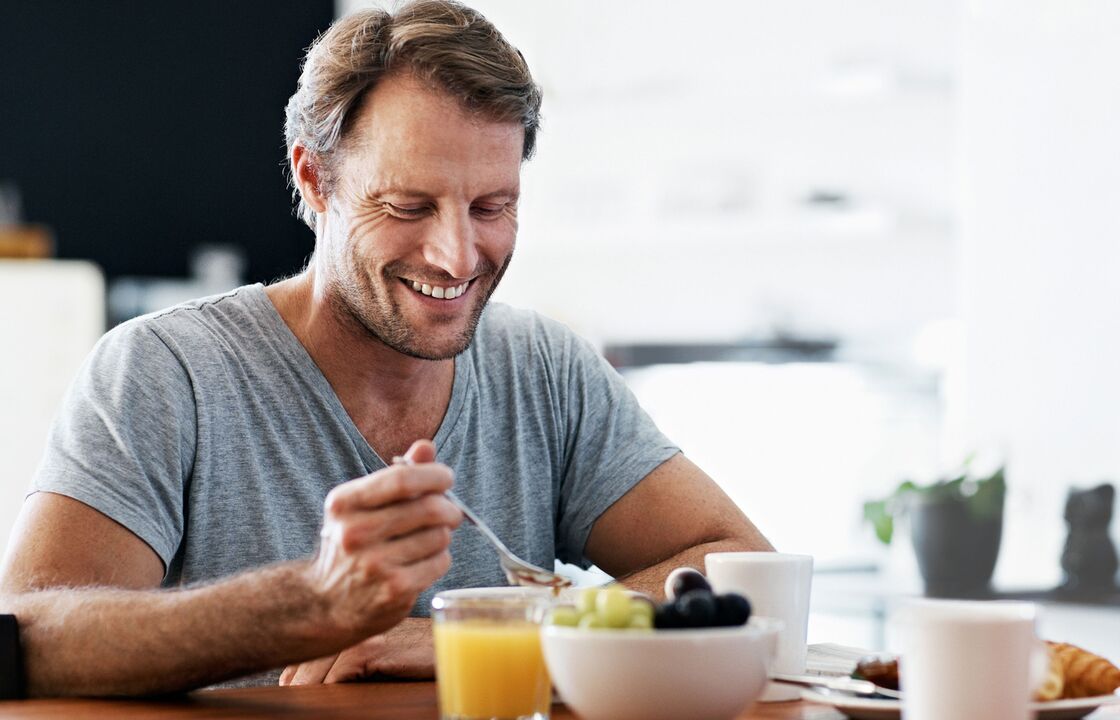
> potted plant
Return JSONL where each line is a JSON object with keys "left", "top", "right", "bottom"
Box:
{"left": 864, "top": 462, "right": 1006, "bottom": 597}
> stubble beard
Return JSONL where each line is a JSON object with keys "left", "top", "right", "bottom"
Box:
{"left": 328, "top": 247, "right": 513, "bottom": 361}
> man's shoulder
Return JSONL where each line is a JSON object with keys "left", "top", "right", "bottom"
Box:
{"left": 475, "top": 302, "right": 582, "bottom": 354}
{"left": 105, "top": 284, "right": 270, "bottom": 352}
{"left": 139, "top": 283, "right": 267, "bottom": 333}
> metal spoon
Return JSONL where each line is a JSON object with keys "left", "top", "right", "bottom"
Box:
{"left": 770, "top": 672, "right": 903, "bottom": 699}
{"left": 392, "top": 456, "right": 572, "bottom": 590}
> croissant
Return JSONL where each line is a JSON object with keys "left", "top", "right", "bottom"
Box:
{"left": 1033, "top": 645, "right": 1064, "bottom": 701}
{"left": 1047, "top": 641, "right": 1120, "bottom": 699}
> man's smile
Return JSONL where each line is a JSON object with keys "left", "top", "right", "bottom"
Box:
{"left": 400, "top": 277, "right": 472, "bottom": 300}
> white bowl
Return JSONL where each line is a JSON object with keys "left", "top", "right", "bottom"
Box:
{"left": 541, "top": 617, "right": 781, "bottom": 720}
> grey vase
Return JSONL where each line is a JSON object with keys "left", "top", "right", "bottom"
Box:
{"left": 909, "top": 495, "right": 1003, "bottom": 597}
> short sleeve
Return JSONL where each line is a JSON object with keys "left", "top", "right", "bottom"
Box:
{"left": 31, "top": 320, "right": 196, "bottom": 572}
{"left": 555, "top": 333, "right": 679, "bottom": 566}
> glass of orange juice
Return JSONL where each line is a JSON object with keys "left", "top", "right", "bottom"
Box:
{"left": 432, "top": 587, "right": 553, "bottom": 720}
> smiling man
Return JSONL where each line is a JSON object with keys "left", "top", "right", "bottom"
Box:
{"left": 0, "top": 0, "right": 771, "bottom": 696}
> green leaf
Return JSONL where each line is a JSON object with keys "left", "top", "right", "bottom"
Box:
{"left": 863, "top": 499, "right": 894, "bottom": 545}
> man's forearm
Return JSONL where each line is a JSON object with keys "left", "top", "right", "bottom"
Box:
{"left": 8, "top": 560, "right": 345, "bottom": 697}
{"left": 616, "top": 535, "right": 774, "bottom": 601}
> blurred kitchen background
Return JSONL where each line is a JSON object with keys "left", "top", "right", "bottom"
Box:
{"left": 2, "top": 0, "right": 1118, "bottom": 652}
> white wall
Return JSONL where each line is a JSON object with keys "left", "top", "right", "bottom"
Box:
{"left": 952, "top": 0, "right": 1120, "bottom": 587}
{"left": 0, "top": 261, "right": 104, "bottom": 557}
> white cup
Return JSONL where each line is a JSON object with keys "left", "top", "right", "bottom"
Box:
{"left": 705, "top": 552, "right": 813, "bottom": 702}
{"left": 893, "top": 600, "right": 1040, "bottom": 720}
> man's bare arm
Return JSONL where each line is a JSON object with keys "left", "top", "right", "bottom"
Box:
{"left": 0, "top": 492, "right": 166, "bottom": 594}
{"left": 0, "top": 442, "right": 461, "bottom": 697}
{"left": 583, "top": 453, "right": 774, "bottom": 599}
{"left": 6, "top": 562, "right": 338, "bottom": 696}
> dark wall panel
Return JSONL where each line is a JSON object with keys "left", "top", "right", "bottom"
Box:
{"left": 0, "top": 1, "right": 335, "bottom": 282}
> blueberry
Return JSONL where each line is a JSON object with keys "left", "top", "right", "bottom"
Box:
{"left": 654, "top": 602, "right": 685, "bottom": 630}
{"left": 676, "top": 589, "right": 719, "bottom": 627}
{"left": 665, "top": 567, "right": 712, "bottom": 600}
{"left": 713, "top": 593, "right": 752, "bottom": 627}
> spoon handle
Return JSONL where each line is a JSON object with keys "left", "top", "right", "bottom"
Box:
{"left": 443, "top": 489, "right": 514, "bottom": 554}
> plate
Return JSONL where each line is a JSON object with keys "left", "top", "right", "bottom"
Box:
{"left": 802, "top": 687, "right": 1120, "bottom": 720}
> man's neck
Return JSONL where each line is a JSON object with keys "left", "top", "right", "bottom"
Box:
{"left": 264, "top": 273, "right": 455, "bottom": 458}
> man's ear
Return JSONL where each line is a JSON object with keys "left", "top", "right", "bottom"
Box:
{"left": 292, "top": 144, "right": 328, "bottom": 214}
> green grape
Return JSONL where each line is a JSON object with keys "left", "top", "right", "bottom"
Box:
{"left": 576, "top": 588, "right": 600, "bottom": 616}
{"left": 597, "top": 587, "right": 631, "bottom": 628}
{"left": 578, "top": 612, "right": 606, "bottom": 629}
{"left": 627, "top": 613, "right": 653, "bottom": 630}
{"left": 628, "top": 599, "right": 654, "bottom": 627}
{"left": 549, "top": 606, "right": 580, "bottom": 627}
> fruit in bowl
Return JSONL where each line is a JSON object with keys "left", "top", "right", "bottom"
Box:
{"left": 541, "top": 571, "right": 780, "bottom": 720}
{"left": 550, "top": 571, "right": 753, "bottom": 631}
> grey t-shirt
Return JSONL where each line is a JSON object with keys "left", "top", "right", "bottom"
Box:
{"left": 32, "top": 285, "right": 678, "bottom": 679}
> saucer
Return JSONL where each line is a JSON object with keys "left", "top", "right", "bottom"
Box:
{"left": 802, "top": 687, "right": 1120, "bottom": 720}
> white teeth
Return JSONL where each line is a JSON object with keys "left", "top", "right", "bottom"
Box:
{"left": 406, "top": 279, "right": 469, "bottom": 300}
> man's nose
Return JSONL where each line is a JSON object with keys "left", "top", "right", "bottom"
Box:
{"left": 422, "top": 209, "right": 479, "bottom": 280}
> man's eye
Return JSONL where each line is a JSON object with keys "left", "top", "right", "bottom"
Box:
{"left": 472, "top": 204, "right": 507, "bottom": 218}
{"left": 387, "top": 204, "right": 428, "bottom": 218}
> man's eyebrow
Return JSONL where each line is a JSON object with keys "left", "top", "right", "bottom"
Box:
{"left": 363, "top": 185, "right": 432, "bottom": 200}
{"left": 363, "top": 186, "right": 520, "bottom": 201}
{"left": 477, "top": 187, "right": 520, "bottom": 200}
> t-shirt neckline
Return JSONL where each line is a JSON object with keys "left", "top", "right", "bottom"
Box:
{"left": 241, "top": 283, "right": 472, "bottom": 472}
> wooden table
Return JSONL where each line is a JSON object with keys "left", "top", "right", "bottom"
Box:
{"left": 3, "top": 683, "right": 1118, "bottom": 719}
{"left": 0, "top": 682, "right": 846, "bottom": 719}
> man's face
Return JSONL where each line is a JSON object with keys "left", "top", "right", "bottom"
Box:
{"left": 318, "top": 72, "right": 523, "bottom": 360}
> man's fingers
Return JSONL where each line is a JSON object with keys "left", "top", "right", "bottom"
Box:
{"left": 339, "top": 495, "right": 461, "bottom": 551}
{"left": 323, "top": 647, "right": 375, "bottom": 684}
{"left": 401, "top": 544, "right": 454, "bottom": 588}
{"left": 370, "top": 526, "right": 452, "bottom": 568}
{"left": 403, "top": 439, "right": 437, "bottom": 465}
{"left": 282, "top": 654, "right": 339, "bottom": 686}
{"left": 325, "top": 463, "right": 453, "bottom": 516}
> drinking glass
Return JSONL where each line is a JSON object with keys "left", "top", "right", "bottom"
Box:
{"left": 432, "top": 587, "right": 553, "bottom": 720}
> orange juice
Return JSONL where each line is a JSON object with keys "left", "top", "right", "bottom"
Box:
{"left": 434, "top": 619, "right": 551, "bottom": 719}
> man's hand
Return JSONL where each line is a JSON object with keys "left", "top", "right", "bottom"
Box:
{"left": 279, "top": 617, "right": 435, "bottom": 685}
{"left": 306, "top": 440, "right": 461, "bottom": 643}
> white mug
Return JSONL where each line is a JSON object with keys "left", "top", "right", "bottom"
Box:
{"left": 705, "top": 552, "right": 813, "bottom": 702}
{"left": 893, "top": 600, "right": 1040, "bottom": 720}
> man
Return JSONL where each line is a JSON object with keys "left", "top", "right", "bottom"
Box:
{"left": 0, "top": 0, "right": 771, "bottom": 696}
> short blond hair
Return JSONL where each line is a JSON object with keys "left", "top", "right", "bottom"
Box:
{"left": 284, "top": 0, "right": 543, "bottom": 228}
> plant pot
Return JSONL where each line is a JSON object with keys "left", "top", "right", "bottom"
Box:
{"left": 909, "top": 495, "right": 1003, "bottom": 598}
